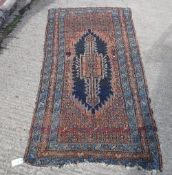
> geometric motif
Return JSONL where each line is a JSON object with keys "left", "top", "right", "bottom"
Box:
{"left": 73, "top": 29, "right": 113, "bottom": 113}
{"left": 24, "top": 8, "right": 162, "bottom": 171}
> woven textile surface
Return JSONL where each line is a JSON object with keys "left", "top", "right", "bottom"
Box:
{"left": 24, "top": 7, "right": 162, "bottom": 170}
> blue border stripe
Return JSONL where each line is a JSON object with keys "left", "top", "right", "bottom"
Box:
{"left": 49, "top": 11, "right": 66, "bottom": 146}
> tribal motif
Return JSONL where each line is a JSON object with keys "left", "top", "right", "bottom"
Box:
{"left": 25, "top": 8, "right": 162, "bottom": 171}
{"left": 72, "top": 30, "right": 113, "bottom": 113}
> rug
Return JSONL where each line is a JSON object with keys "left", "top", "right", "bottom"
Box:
{"left": 24, "top": 7, "right": 162, "bottom": 170}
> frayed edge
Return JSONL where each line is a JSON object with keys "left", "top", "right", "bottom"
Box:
{"left": 24, "top": 156, "right": 162, "bottom": 172}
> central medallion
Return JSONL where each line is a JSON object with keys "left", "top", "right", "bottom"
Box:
{"left": 80, "top": 33, "right": 103, "bottom": 107}
{"left": 72, "top": 30, "right": 113, "bottom": 114}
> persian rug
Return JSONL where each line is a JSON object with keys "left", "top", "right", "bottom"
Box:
{"left": 24, "top": 7, "right": 162, "bottom": 170}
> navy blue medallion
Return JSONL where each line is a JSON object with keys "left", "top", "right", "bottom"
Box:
{"left": 72, "top": 30, "right": 113, "bottom": 113}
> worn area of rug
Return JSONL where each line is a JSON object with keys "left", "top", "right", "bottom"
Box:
{"left": 24, "top": 7, "right": 162, "bottom": 170}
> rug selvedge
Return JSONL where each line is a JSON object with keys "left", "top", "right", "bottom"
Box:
{"left": 24, "top": 7, "right": 162, "bottom": 171}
